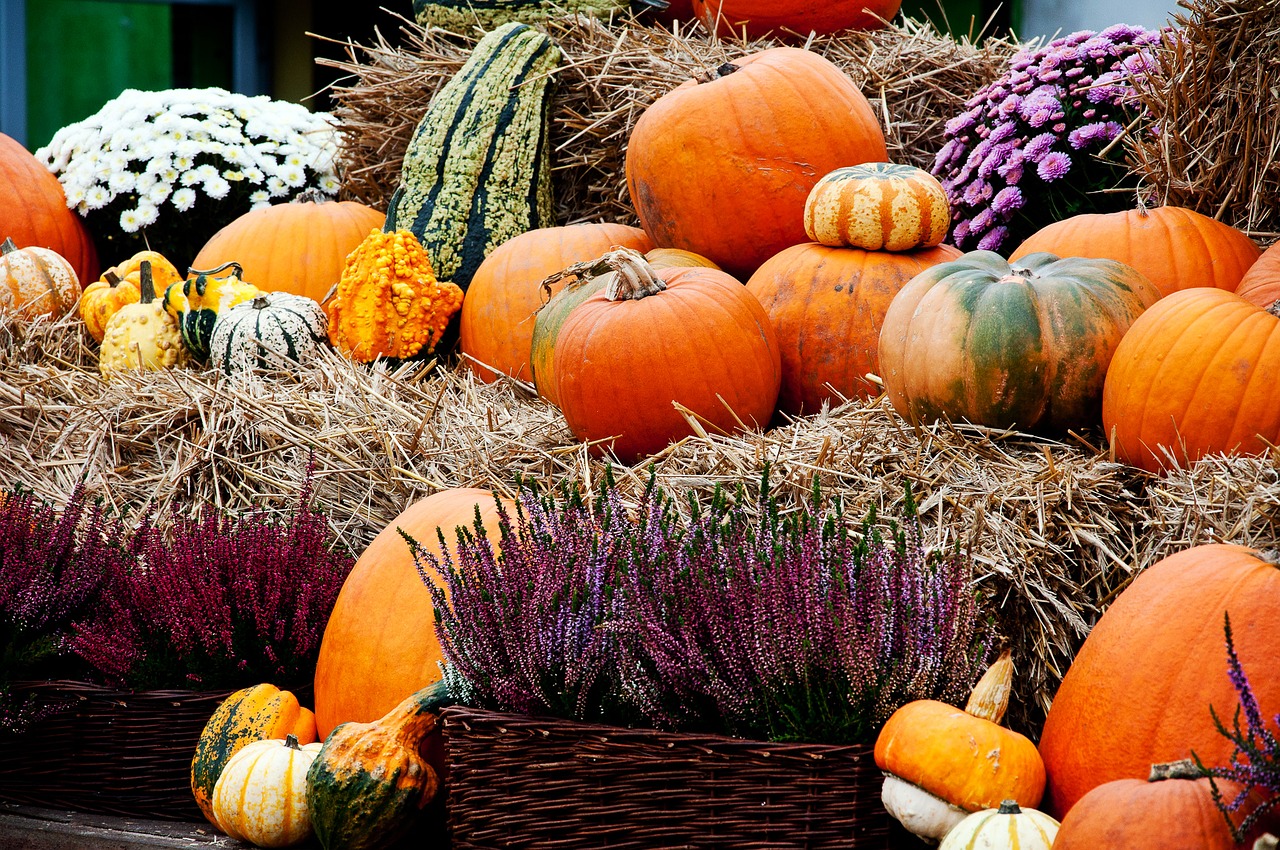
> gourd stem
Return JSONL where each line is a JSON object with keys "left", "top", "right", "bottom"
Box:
{"left": 538, "top": 247, "right": 666, "bottom": 305}
{"left": 964, "top": 648, "right": 1013, "bottom": 724}
{"left": 105, "top": 271, "right": 122, "bottom": 286}
{"left": 138, "top": 261, "right": 156, "bottom": 304}
{"left": 1, "top": 238, "right": 16, "bottom": 255}
{"left": 284, "top": 734, "right": 300, "bottom": 751}
{"left": 1149, "top": 759, "right": 1205, "bottom": 782}
{"left": 997, "top": 800, "right": 1022, "bottom": 815}
{"left": 1267, "top": 300, "right": 1280, "bottom": 319}
{"left": 250, "top": 295, "right": 271, "bottom": 310}
{"left": 188, "top": 261, "right": 244, "bottom": 280}
{"left": 700, "top": 62, "right": 740, "bottom": 83}
{"left": 297, "top": 187, "right": 330, "bottom": 204}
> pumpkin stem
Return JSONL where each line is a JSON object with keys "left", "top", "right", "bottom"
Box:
{"left": 138, "top": 261, "right": 156, "bottom": 304}
{"left": 1149, "top": 759, "right": 1205, "bottom": 782}
{"left": 105, "top": 270, "right": 123, "bottom": 287}
{"left": 0, "top": 238, "right": 16, "bottom": 255}
{"left": 250, "top": 295, "right": 271, "bottom": 310}
{"left": 297, "top": 186, "right": 331, "bottom": 204}
{"left": 538, "top": 246, "right": 666, "bottom": 306}
{"left": 964, "top": 648, "right": 1013, "bottom": 724}
{"left": 284, "top": 733, "right": 301, "bottom": 751}
{"left": 699, "top": 62, "right": 740, "bottom": 83}
{"left": 997, "top": 800, "right": 1022, "bottom": 815}
{"left": 1267, "top": 301, "right": 1280, "bottom": 319}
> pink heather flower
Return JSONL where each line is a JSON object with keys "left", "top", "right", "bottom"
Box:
{"left": 977, "top": 226, "right": 1009, "bottom": 252}
{"left": 992, "top": 186, "right": 1025, "bottom": 216}
{"left": 1037, "top": 151, "right": 1073, "bottom": 181}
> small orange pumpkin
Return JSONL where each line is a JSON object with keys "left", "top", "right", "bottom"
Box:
{"left": 804, "top": 163, "right": 950, "bottom": 252}
{"left": 80, "top": 250, "right": 183, "bottom": 342}
{"left": 0, "top": 237, "right": 81, "bottom": 320}
{"left": 1236, "top": 241, "right": 1280, "bottom": 308}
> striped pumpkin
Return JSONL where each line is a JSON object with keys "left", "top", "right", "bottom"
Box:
{"left": 939, "top": 801, "right": 1059, "bottom": 850}
{"left": 804, "top": 163, "right": 950, "bottom": 252}
{"left": 413, "top": 0, "right": 627, "bottom": 28}
{"left": 209, "top": 292, "right": 328, "bottom": 376}
{"left": 0, "top": 237, "right": 80, "bottom": 320}
{"left": 212, "top": 734, "right": 322, "bottom": 847}
{"left": 385, "top": 22, "right": 560, "bottom": 294}
{"left": 163, "top": 262, "right": 262, "bottom": 362}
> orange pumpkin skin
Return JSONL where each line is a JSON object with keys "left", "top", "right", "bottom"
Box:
{"left": 875, "top": 699, "right": 1046, "bottom": 813}
{"left": 1010, "top": 206, "right": 1260, "bottom": 299}
{"left": 691, "top": 0, "right": 902, "bottom": 39}
{"left": 1101, "top": 288, "right": 1280, "bottom": 472}
{"left": 803, "top": 163, "right": 950, "bottom": 252}
{"left": 1038, "top": 544, "right": 1280, "bottom": 819}
{"left": 1236, "top": 241, "right": 1280, "bottom": 307}
{"left": 551, "top": 254, "right": 781, "bottom": 463}
{"left": 459, "top": 224, "right": 654, "bottom": 384}
{"left": 313, "top": 489, "right": 513, "bottom": 751}
{"left": 0, "top": 239, "right": 81, "bottom": 320}
{"left": 644, "top": 247, "right": 720, "bottom": 271}
{"left": 0, "top": 132, "right": 98, "bottom": 283}
{"left": 625, "top": 48, "right": 887, "bottom": 281}
{"left": 192, "top": 200, "right": 384, "bottom": 303}
{"left": 747, "top": 242, "right": 960, "bottom": 415}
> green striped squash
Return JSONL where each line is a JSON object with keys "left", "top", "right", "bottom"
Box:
{"left": 163, "top": 262, "right": 261, "bottom": 362}
{"left": 386, "top": 22, "right": 560, "bottom": 295}
{"left": 209, "top": 292, "right": 328, "bottom": 375}
{"left": 413, "top": 0, "right": 629, "bottom": 29}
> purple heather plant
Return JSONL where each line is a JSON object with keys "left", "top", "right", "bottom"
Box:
{"left": 933, "top": 24, "right": 1163, "bottom": 254}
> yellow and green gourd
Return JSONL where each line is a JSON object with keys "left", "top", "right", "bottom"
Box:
{"left": 163, "top": 261, "right": 262, "bottom": 362}
{"left": 385, "top": 21, "right": 560, "bottom": 296}
{"left": 99, "top": 261, "right": 189, "bottom": 376}
{"left": 413, "top": 0, "right": 630, "bottom": 29}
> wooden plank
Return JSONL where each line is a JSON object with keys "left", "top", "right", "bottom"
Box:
{"left": 0, "top": 804, "right": 245, "bottom": 850}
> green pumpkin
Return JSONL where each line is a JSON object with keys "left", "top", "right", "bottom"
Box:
{"left": 385, "top": 22, "right": 560, "bottom": 295}
{"left": 413, "top": 0, "right": 633, "bottom": 29}
{"left": 163, "top": 261, "right": 262, "bottom": 362}
{"left": 877, "top": 250, "right": 1162, "bottom": 435}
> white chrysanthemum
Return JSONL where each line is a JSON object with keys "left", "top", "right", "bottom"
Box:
{"left": 84, "top": 186, "right": 111, "bottom": 210}
{"left": 108, "top": 170, "right": 135, "bottom": 194}
{"left": 134, "top": 203, "right": 159, "bottom": 227}
{"left": 266, "top": 176, "right": 288, "bottom": 197}
{"left": 243, "top": 167, "right": 265, "bottom": 184}
{"left": 65, "top": 185, "right": 86, "bottom": 207}
{"left": 135, "top": 172, "right": 158, "bottom": 194}
{"left": 119, "top": 208, "right": 142, "bottom": 233}
{"left": 318, "top": 175, "right": 340, "bottom": 194}
{"left": 204, "top": 177, "right": 231, "bottom": 199}
{"left": 160, "top": 166, "right": 180, "bottom": 185}
{"left": 147, "top": 183, "right": 171, "bottom": 206}
{"left": 171, "top": 187, "right": 197, "bottom": 211}
{"left": 173, "top": 153, "right": 195, "bottom": 171}
{"left": 180, "top": 170, "right": 202, "bottom": 186}
{"left": 145, "top": 156, "right": 172, "bottom": 175}
{"left": 279, "top": 165, "right": 305, "bottom": 188}
{"left": 194, "top": 164, "right": 220, "bottom": 181}
{"left": 222, "top": 147, "right": 246, "bottom": 164}
{"left": 249, "top": 189, "right": 270, "bottom": 205}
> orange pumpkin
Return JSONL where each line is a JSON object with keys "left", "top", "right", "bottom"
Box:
{"left": 313, "top": 489, "right": 514, "bottom": 756}
{"left": 0, "top": 238, "right": 81, "bottom": 320}
{"left": 644, "top": 247, "right": 720, "bottom": 271}
{"left": 0, "top": 132, "right": 98, "bottom": 283}
{"left": 1236, "top": 241, "right": 1280, "bottom": 307}
{"left": 1010, "top": 206, "right": 1261, "bottom": 299}
{"left": 625, "top": 47, "right": 887, "bottom": 281}
{"left": 691, "top": 0, "right": 902, "bottom": 39}
{"left": 1038, "top": 544, "right": 1280, "bottom": 818}
{"left": 549, "top": 248, "right": 781, "bottom": 462}
{"left": 1101, "top": 288, "right": 1280, "bottom": 472}
{"left": 746, "top": 242, "right": 960, "bottom": 415}
{"left": 803, "top": 163, "right": 950, "bottom": 252}
{"left": 192, "top": 197, "right": 384, "bottom": 303}
{"left": 458, "top": 223, "right": 653, "bottom": 383}
{"left": 80, "top": 250, "right": 183, "bottom": 342}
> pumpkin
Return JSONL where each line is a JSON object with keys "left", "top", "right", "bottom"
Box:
{"left": 938, "top": 800, "right": 1059, "bottom": 850}
{"left": 1053, "top": 760, "right": 1253, "bottom": 850}
{"left": 625, "top": 47, "right": 888, "bottom": 281}
{"left": 0, "top": 131, "right": 98, "bottom": 283}
{"left": 211, "top": 734, "right": 322, "bottom": 847}
{"left": 385, "top": 22, "right": 559, "bottom": 294}
{"left": 1009, "top": 206, "right": 1261, "bottom": 299}
{"left": 746, "top": 242, "right": 961, "bottom": 415}
{"left": 0, "top": 237, "right": 81, "bottom": 320}
{"left": 548, "top": 248, "right": 781, "bottom": 462}
{"left": 209, "top": 293, "right": 328, "bottom": 376}
{"left": 191, "top": 683, "right": 318, "bottom": 827}
{"left": 878, "top": 250, "right": 1160, "bottom": 435}
{"left": 804, "top": 163, "right": 950, "bottom": 252}
{"left": 413, "top": 0, "right": 629, "bottom": 28}
{"left": 644, "top": 247, "right": 720, "bottom": 270}
{"left": 80, "top": 251, "right": 183, "bottom": 342}
{"left": 1236, "top": 241, "right": 1280, "bottom": 308}
{"left": 1039, "top": 543, "right": 1280, "bottom": 818}
{"left": 459, "top": 223, "right": 654, "bottom": 383}
{"left": 163, "top": 261, "right": 263, "bottom": 362}
{"left": 1101, "top": 288, "right": 1280, "bottom": 472}
{"left": 313, "top": 489, "right": 514, "bottom": 756}
{"left": 306, "top": 683, "right": 446, "bottom": 850}
{"left": 690, "top": 0, "right": 902, "bottom": 39}
{"left": 325, "top": 229, "right": 463, "bottom": 363}
{"left": 99, "top": 261, "right": 189, "bottom": 375}
{"left": 875, "top": 651, "right": 1046, "bottom": 843}
{"left": 191, "top": 195, "right": 384, "bottom": 304}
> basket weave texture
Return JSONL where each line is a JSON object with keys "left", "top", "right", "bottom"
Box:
{"left": 442, "top": 704, "right": 894, "bottom": 849}
{"left": 0, "top": 681, "right": 234, "bottom": 821}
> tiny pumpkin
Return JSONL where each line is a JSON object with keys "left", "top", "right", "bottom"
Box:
{"left": 938, "top": 800, "right": 1059, "bottom": 850}
{"left": 80, "top": 250, "right": 183, "bottom": 342}
{"left": 163, "top": 261, "right": 263, "bottom": 362}
{"left": 209, "top": 293, "right": 328, "bottom": 376}
{"left": 211, "top": 733, "right": 322, "bottom": 847}
{"left": 99, "top": 261, "right": 189, "bottom": 376}
{"left": 803, "top": 163, "right": 950, "bottom": 252}
{"left": 0, "top": 237, "right": 81, "bottom": 320}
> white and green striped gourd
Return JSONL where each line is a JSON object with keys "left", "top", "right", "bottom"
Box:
{"left": 209, "top": 292, "right": 328, "bottom": 375}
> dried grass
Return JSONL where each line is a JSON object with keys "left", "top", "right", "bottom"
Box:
{"left": 317, "top": 12, "right": 1018, "bottom": 224}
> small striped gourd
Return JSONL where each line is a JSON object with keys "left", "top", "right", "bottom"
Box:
{"left": 804, "top": 163, "right": 950, "bottom": 252}
{"left": 212, "top": 734, "right": 322, "bottom": 847}
{"left": 413, "top": 0, "right": 628, "bottom": 29}
{"left": 385, "top": 22, "right": 560, "bottom": 294}
{"left": 938, "top": 801, "right": 1059, "bottom": 850}
{"left": 209, "top": 292, "right": 328, "bottom": 375}
{"left": 163, "top": 261, "right": 262, "bottom": 362}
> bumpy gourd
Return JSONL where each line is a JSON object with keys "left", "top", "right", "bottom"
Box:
{"left": 385, "top": 22, "right": 560, "bottom": 293}
{"left": 212, "top": 734, "right": 322, "bottom": 847}
{"left": 163, "top": 261, "right": 262, "bottom": 362}
{"left": 325, "top": 229, "right": 463, "bottom": 363}
{"left": 413, "top": 0, "right": 628, "bottom": 29}
{"left": 210, "top": 292, "right": 328, "bottom": 375}
{"left": 99, "top": 261, "right": 189, "bottom": 375}
{"left": 80, "top": 250, "right": 182, "bottom": 342}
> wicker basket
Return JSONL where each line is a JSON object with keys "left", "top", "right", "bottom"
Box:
{"left": 0, "top": 680, "right": 242, "bottom": 821}
{"left": 442, "top": 705, "right": 898, "bottom": 850}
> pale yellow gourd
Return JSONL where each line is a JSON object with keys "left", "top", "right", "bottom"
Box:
{"left": 211, "top": 734, "right": 321, "bottom": 848}
{"left": 939, "top": 800, "right": 1059, "bottom": 850}
{"left": 99, "top": 261, "right": 188, "bottom": 376}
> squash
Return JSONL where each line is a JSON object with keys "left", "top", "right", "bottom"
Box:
{"left": 878, "top": 250, "right": 1160, "bottom": 435}
{"left": 306, "top": 684, "right": 445, "bottom": 850}
{"left": 875, "top": 651, "right": 1046, "bottom": 843}
{"left": 80, "top": 251, "right": 182, "bottom": 342}
{"left": 1236, "top": 242, "right": 1280, "bottom": 307}
{"left": 211, "top": 734, "right": 322, "bottom": 847}
{"left": 99, "top": 261, "right": 189, "bottom": 375}
{"left": 691, "top": 0, "right": 902, "bottom": 39}
{"left": 0, "top": 131, "right": 98, "bottom": 283}
{"left": 625, "top": 47, "right": 888, "bottom": 281}
{"left": 938, "top": 800, "right": 1059, "bottom": 850}
{"left": 0, "top": 237, "right": 81, "bottom": 320}
{"left": 163, "top": 261, "right": 262, "bottom": 362}
{"left": 191, "top": 683, "right": 318, "bottom": 827}
{"left": 413, "top": 0, "right": 628, "bottom": 29}
{"left": 1038, "top": 543, "right": 1280, "bottom": 818}
{"left": 644, "top": 247, "right": 719, "bottom": 270}
{"left": 804, "top": 163, "right": 950, "bottom": 252}
{"left": 325, "top": 229, "right": 463, "bottom": 363}
{"left": 385, "top": 22, "right": 560, "bottom": 294}
{"left": 210, "top": 293, "right": 328, "bottom": 376}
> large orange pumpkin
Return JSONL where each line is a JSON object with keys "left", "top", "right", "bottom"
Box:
{"left": 691, "top": 0, "right": 902, "bottom": 39}
{"left": 0, "top": 132, "right": 98, "bottom": 283}
{"left": 458, "top": 223, "right": 653, "bottom": 383}
{"left": 191, "top": 197, "right": 384, "bottom": 303}
{"left": 1038, "top": 544, "right": 1280, "bottom": 819}
{"left": 1009, "top": 206, "right": 1260, "bottom": 299}
{"left": 1101, "top": 288, "right": 1280, "bottom": 472}
{"left": 1236, "top": 241, "right": 1280, "bottom": 308}
{"left": 550, "top": 248, "right": 780, "bottom": 463}
{"left": 313, "top": 489, "right": 514, "bottom": 748}
{"left": 625, "top": 47, "right": 887, "bottom": 281}
{"left": 746, "top": 242, "right": 960, "bottom": 415}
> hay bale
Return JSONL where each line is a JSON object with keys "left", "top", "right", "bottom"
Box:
{"left": 1128, "top": 0, "right": 1280, "bottom": 242}
{"left": 318, "top": 12, "right": 1018, "bottom": 224}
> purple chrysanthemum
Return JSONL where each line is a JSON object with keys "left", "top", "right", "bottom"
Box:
{"left": 992, "top": 186, "right": 1025, "bottom": 216}
{"left": 1037, "top": 151, "right": 1073, "bottom": 181}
